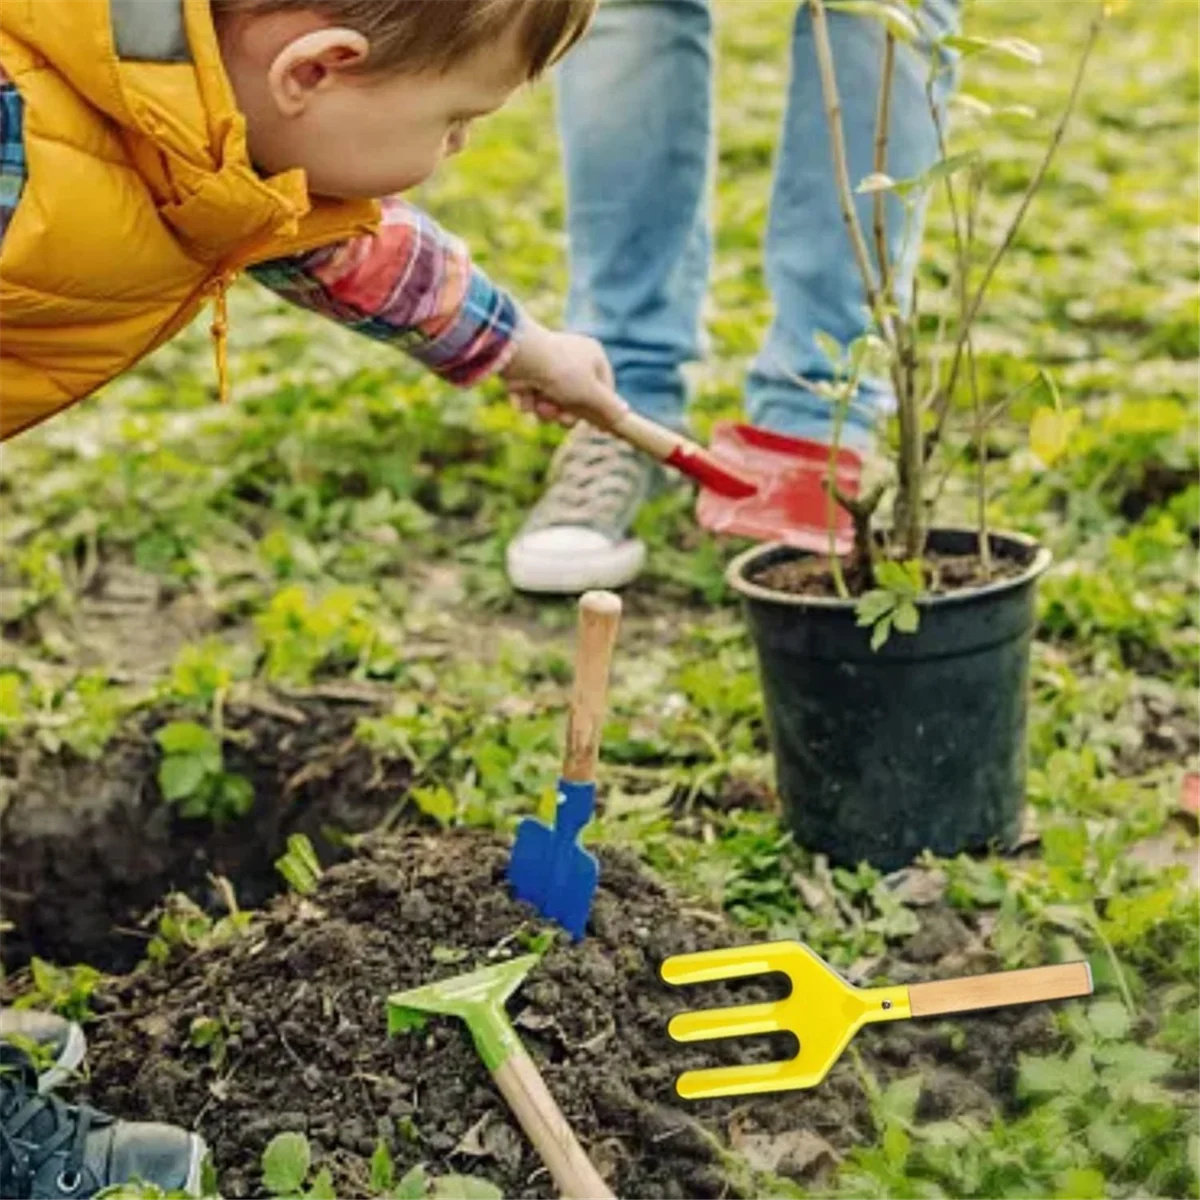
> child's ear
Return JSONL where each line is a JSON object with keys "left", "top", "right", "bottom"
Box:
{"left": 267, "top": 28, "right": 369, "bottom": 117}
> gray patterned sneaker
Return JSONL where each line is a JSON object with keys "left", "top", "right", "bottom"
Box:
{"left": 0, "top": 1040, "right": 208, "bottom": 1199}
{"left": 0, "top": 1011, "right": 86, "bottom": 1095}
{"left": 506, "top": 425, "right": 660, "bottom": 594}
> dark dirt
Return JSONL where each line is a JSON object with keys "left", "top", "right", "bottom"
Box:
{"left": 750, "top": 549, "right": 1027, "bottom": 600}
{"left": 56, "top": 830, "right": 1060, "bottom": 1199}
{"left": 0, "top": 696, "right": 409, "bottom": 973}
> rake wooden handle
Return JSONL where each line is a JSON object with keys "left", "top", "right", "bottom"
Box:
{"left": 562, "top": 591, "right": 622, "bottom": 784}
{"left": 908, "top": 962, "right": 1093, "bottom": 1018}
{"left": 493, "top": 1051, "right": 613, "bottom": 1199}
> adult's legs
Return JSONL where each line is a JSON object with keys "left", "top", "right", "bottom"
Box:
{"left": 556, "top": 0, "right": 714, "bottom": 432}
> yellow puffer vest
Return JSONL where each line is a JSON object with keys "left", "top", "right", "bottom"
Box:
{"left": 0, "top": 0, "right": 380, "bottom": 440}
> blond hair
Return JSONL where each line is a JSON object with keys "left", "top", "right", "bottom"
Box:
{"left": 212, "top": 0, "right": 596, "bottom": 78}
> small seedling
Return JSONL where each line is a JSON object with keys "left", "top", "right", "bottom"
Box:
{"left": 274, "top": 833, "right": 322, "bottom": 895}
{"left": 155, "top": 720, "right": 253, "bottom": 823}
{"left": 14, "top": 959, "right": 101, "bottom": 1022}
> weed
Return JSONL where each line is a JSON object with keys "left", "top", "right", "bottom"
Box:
{"left": 155, "top": 720, "right": 254, "bottom": 823}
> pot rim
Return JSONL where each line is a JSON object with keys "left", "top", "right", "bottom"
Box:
{"left": 727, "top": 526, "right": 1053, "bottom": 610}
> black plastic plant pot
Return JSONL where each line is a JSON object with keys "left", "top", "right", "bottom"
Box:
{"left": 728, "top": 528, "right": 1052, "bottom": 872}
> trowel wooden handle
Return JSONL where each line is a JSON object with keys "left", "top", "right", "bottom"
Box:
{"left": 562, "top": 591, "right": 622, "bottom": 784}
{"left": 493, "top": 1051, "right": 613, "bottom": 1199}
{"left": 909, "top": 961, "right": 1093, "bottom": 1018}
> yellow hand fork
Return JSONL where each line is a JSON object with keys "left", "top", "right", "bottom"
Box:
{"left": 662, "top": 940, "right": 1093, "bottom": 1099}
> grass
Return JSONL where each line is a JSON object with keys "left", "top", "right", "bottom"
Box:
{"left": 1, "top": 1, "right": 1197, "bottom": 1197}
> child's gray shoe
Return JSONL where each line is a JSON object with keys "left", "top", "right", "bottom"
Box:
{"left": 0, "top": 1040, "right": 208, "bottom": 1199}
{"left": 507, "top": 425, "right": 659, "bottom": 594}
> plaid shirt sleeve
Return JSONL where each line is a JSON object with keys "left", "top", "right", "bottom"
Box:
{"left": 249, "top": 196, "right": 523, "bottom": 386}
{"left": 0, "top": 80, "right": 28, "bottom": 245}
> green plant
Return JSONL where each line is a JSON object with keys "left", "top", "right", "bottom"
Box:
{"left": 808, "top": 0, "right": 1106, "bottom": 592}
{"left": 188, "top": 1015, "right": 236, "bottom": 1071}
{"left": 155, "top": 720, "right": 253, "bottom": 822}
{"left": 855, "top": 559, "right": 923, "bottom": 649}
{"left": 145, "top": 889, "right": 250, "bottom": 964}
{"left": 274, "top": 833, "right": 322, "bottom": 895}
{"left": 260, "top": 1135, "right": 501, "bottom": 1200}
{"left": 12, "top": 959, "right": 101, "bottom": 1021}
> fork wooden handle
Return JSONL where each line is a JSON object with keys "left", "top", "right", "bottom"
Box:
{"left": 493, "top": 1051, "right": 613, "bottom": 1199}
{"left": 908, "top": 961, "right": 1093, "bottom": 1018}
{"left": 562, "top": 591, "right": 622, "bottom": 784}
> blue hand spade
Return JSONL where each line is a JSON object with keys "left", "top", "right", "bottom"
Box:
{"left": 507, "top": 591, "right": 622, "bottom": 940}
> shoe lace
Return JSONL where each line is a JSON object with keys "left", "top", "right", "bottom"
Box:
{"left": 530, "top": 427, "right": 652, "bottom": 532}
{"left": 1, "top": 1064, "right": 96, "bottom": 1198}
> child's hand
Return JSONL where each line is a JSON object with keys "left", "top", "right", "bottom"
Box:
{"left": 501, "top": 319, "right": 629, "bottom": 430}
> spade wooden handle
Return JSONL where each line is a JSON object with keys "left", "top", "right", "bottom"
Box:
{"left": 608, "top": 409, "right": 681, "bottom": 461}
{"left": 562, "top": 591, "right": 622, "bottom": 784}
{"left": 493, "top": 1051, "right": 613, "bottom": 1199}
{"left": 908, "top": 962, "right": 1093, "bottom": 1018}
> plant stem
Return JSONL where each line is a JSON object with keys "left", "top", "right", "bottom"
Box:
{"left": 872, "top": 32, "right": 896, "bottom": 305}
{"left": 826, "top": 390, "right": 852, "bottom": 600}
{"left": 939, "top": 6, "right": 1106, "bottom": 418}
{"left": 832, "top": 481, "right": 887, "bottom": 581}
{"left": 809, "top": 0, "right": 891, "bottom": 342}
{"left": 967, "top": 331, "right": 991, "bottom": 575}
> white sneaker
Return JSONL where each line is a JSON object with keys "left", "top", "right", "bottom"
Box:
{"left": 506, "top": 426, "right": 658, "bottom": 595}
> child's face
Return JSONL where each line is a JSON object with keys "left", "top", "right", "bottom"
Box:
{"left": 219, "top": 11, "right": 529, "bottom": 199}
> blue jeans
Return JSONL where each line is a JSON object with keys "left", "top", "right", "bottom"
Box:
{"left": 557, "top": 0, "right": 962, "bottom": 447}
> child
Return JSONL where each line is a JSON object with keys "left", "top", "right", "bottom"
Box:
{"left": 0, "top": 1, "right": 611, "bottom": 1196}
{"left": 0, "top": 0, "right": 623, "bottom": 440}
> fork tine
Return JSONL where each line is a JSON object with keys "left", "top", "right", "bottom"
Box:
{"left": 661, "top": 942, "right": 795, "bottom": 987}
{"left": 674, "top": 1058, "right": 825, "bottom": 1101}
{"left": 667, "top": 1001, "right": 785, "bottom": 1043}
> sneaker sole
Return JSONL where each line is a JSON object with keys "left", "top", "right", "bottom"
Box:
{"left": 38, "top": 1020, "right": 87, "bottom": 1094}
{"left": 506, "top": 539, "right": 646, "bottom": 595}
{"left": 183, "top": 1133, "right": 210, "bottom": 1197}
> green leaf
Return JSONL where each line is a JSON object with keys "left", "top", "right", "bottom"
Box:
{"left": 952, "top": 93, "right": 993, "bottom": 118}
{"left": 1055, "top": 1167, "right": 1107, "bottom": 1200}
{"left": 430, "top": 1177, "right": 503, "bottom": 1200}
{"left": 942, "top": 34, "right": 1043, "bottom": 64}
{"left": 1030, "top": 407, "right": 1082, "bottom": 466}
{"left": 814, "top": 329, "right": 846, "bottom": 367}
{"left": 827, "top": 0, "right": 919, "bottom": 42}
{"left": 387, "top": 1005, "right": 428, "bottom": 1037}
{"left": 262, "top": 1132, "right": 310, "bottom": 1197}
{"left": 919, "top": 150, "right": 981, "bottom": 190}
{"left": 155, "top": 721, "right": 218, "bottom": 758}
{"left": 370, "top": 1142, "right": 395, "bottom": 1195}
{"left": 1087, "top": 999, "right": 1131, "bottom": 1041}
{"left": 159, "top": 755, "right": 209, "bottom": 802}
{"left": 1096, "top": 1043, "right": 1175, "bottom": 1087}
{"left": 410, "top": 785, "right": 455, "bottom": 827}
{"left": 393, "top": 1166, "right": 428, "bottom": 1200}
{"left": 875, "top": 558, "right": 924, "bottom": 595}
{"left": 870, "top": 615, "right": 892, "bottom": 652}
{"left": 892, "top": 600, "right": 920, "bottom": 635}
{"left": 307, "top": 1168, "right": 336, "bottom": 1200}
{"left": 431, "top": 945, "right": 469, "bottom": 965}
{"left": 1086, "top": 1119, "right": 1136, "bottom": 1162}
{"left": 855, "top": 590, "right": 895, "bottom": 626}
{"left": 275, "top": 834, "right": 322, "bottom": 895}
{"left": 882, "top": 1124, "right": 911, "bottom": 1167}
{"left": 880, "top": 1073, "right": 923, "bottom": 1126}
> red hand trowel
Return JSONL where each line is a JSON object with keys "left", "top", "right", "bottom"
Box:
{"left": 696, "top": 423, "right": 864, "bottom": 552}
